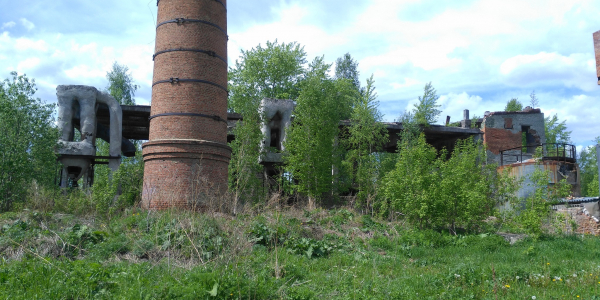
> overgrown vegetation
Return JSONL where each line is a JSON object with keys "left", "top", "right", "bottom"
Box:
{"left": 505, "top": 98, "right": 523, "bottom": 112}
{"left": 0, "top": 72, "right": 57, "bottom": 211}
{"left": 579, "top": 137, "right": 600, "bottom": 197}
{"left": 0, "top": 40, "right": 595, "bottom": 298}
{"left": 1, "top": 206, "right": 600, "bottom": 299}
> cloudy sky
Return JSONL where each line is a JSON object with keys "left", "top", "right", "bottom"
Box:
{"left": 1, "top": 0, "right": 599, "bottom": 149}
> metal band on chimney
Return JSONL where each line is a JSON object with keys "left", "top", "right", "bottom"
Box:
{"left": 156, "top": 18, "right": 227, "bottom": 36}
{"left": 149, "top": 112, "right": 227, "bottom": 123}
{"left": 152, "top": 77, "right": 228, "bottom": 93}
{"left": 157, "top": 0, "right": 226, "bottom": 10}
{"left": 152, "top": 48, "right": 227, "bottom": 63}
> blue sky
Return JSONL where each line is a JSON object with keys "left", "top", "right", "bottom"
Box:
{"left": 1, "top": 0, "right": 600, "bottom": 150}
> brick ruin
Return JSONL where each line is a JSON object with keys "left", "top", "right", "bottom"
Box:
{"left": 52, "top": 17, "right": 600, "bottom": 224}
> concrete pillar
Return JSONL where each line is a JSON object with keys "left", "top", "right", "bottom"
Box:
{"left": 142, "top": 0, "right": 231, "bottom": 209}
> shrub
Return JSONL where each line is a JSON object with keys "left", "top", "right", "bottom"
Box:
{"left": 379, "top": 135, "right": 505, "bottom": 233}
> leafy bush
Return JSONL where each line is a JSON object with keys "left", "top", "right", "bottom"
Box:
{"left": 285, "top": 237, "right": 332, "bottom": 258}
{"left": 514, "top": 166, "right": 571, "bottom": 236}
{"left": 64, "top": 224, "right": 107, "bottom": 256}
{"left": 248, "top": 220, "right": 286, "bottom": 248}
{"left": 379, "top": 135, "right": 505, "bottom": 232}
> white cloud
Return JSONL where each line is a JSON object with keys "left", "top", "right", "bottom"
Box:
{"left": 14, "top": 38, "right": 48, "bottom": 51}
{"left": 500, "top": 52, "right": 595, "bottom": 91}
{"left": 16, "top": 57, "right": 40, "bottom": 72}
{"left": 64, "top": 64, "right": 105, "bottom": 79}
{"left": 391, "top": 78, "right": 421, "bottom": 89}
{"left": 19, "top": 18, "right": 35, "bottom": 31}
{"left": 229, "top": 4, "right": 349, "bottom": 65}
{"left": 437, "top": 92, "right": 503, "bottom": 124}
{"left": 1, "top": 21, "right": 16, "bottom": 30}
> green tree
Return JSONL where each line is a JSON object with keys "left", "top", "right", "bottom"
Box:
{"left": 529, "top": 90, "right": 539, "bottom": 108}
{"left": 105, "top": 62, "right": 138, "bottom": 106}
{"left": 0, "top": 72, "right": 57, "bottom": 211}
{"left": 228, "top": 40, "right": 306, "bottom": 111}
{"left": 578, "top": 138, "right": 600, "bottom": 196}
{"left": 505, "top": 98, "right": 523, "bottom": 112}
{"left": 379, "top": 133, "right": 439, "bottom": 225}
{"left": 413, "top": 82, "right": 441, "bottom": 125}
{"left": 379, "top": 132, "right": 512, "bottom": 232}
{"left": 335, "top": 53, "right": 362, "bottom": 95}
{"left": 284, "top": 57, "right": 354, "bottom": 209}
{"left": 544, "top": 114, "right": 571, "bottom": 144}
{"left": 344, "top": 75, "right": 388, "bottom": 207}
{"left": 94, "top": 63, "right": 143, "bottom": 214}
{"left": 228, "top": 41, "right": 307, "bottom": 206}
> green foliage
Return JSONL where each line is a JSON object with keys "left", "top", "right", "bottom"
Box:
{"left": 380, "top": 135, "right": 509, "bottom": 232}
{"left": 64, "top": 224, "right": 107, "bottom": 256}
{"left": 105, "top": 62, "right": 138, "bottom": 105}
{"left": 344, "top": 75, "right": 388, "bottom": 207}
{"left": 249, "top": 220, "right": 286, "bottom": 247}
{"left": 413, "top": 82, "right": 441, "bottom": 125}
{"left": 379, "top": 133, "right": 438, "bottom": 225}
{"left": 436, "top": 139, "right": 499, "bottom": 233}
{"left": 228, "top": 40, "right": 307, "bottom": 109}
{"left": 3, "top": 204, "right": 600, "bottom": 299}
{"left": 0, "top": 72, "right": 58, "bottom": 211}
{"left": 285, "top": 237, "right": 332, "bottom": 258}
{"left": 516, "top": 167, "right": 571, "bottom": 237}
{"left": 587, "top": 173, "right": 599, "bottom": 197}
{"left": 92, "top": 158, "right": 144, "bottom": 218}
{"left": 578, "top": 138, "right": 599, "bottom": 196}
{"left": 544, "top": 114, "right": 571, "bottom": 144}
{"left": 227, "top": 40, "right": 307, "bottom": 205}
{"left": 91, "top": 63, "right": 144, "bottom": 216}
{"left": 334, "top": 52, "right": 362, "bottom": 94}
{"left": 284, "top": 57, "right": 355, "bottom": 205}
{"left": 505, "top": 98, "right": 523, "bottom": 112}
{"left": 529, "top": 90, "right": 539, "bottom": 108}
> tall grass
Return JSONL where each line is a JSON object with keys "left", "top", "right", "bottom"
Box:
{"left": 1, "top": 198, "right": 600, "bottom": 299}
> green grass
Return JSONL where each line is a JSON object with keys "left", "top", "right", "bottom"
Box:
{"left": 1, "top": 208, "right": 600, "bottom": 299}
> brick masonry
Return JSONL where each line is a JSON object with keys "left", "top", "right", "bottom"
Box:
{"left": 142, "top": 0, "right": 230, "bottom": 209}
{"left": 482, "top": 110, "right": 545, "bottom": 165}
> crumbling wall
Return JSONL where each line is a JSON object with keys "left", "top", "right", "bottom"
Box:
{"left": 56, "top": 85, "right": 122, "bottom": 187}
{"left": 482, "top": 109, "right": 545, "bottom": 165}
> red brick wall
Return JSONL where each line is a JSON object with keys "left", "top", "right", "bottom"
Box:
{"left": 142, "top": 0, "right": 230, "bottom": 209}
{"left": 483, "top": 127, "right": 522, "bottom": 155}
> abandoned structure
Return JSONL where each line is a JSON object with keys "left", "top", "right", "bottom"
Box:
{"left": 141, "top": 0, "right": 231, "bottom": 209}
{"left": 482, "top": 108, "right": 580, "bottom": 199}
{"left": 55, "top": 85, "right": 122, "bottom": 188}
{"left": 53, "top": 14, "right": 600, "bottom": 219}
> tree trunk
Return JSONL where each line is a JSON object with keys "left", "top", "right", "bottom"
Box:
{"left": 307, "top": 196, "right": 316, "bottom": 210}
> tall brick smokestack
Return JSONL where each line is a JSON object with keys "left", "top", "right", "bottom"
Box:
{"left": 142, "top": 0, "right": 230, "bottom": 209}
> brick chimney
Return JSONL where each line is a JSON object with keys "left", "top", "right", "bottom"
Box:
{"left": 142, "top": 0, "right": 230, "bottom": 209}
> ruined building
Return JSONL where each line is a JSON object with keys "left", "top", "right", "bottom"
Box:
{"left": 55, "top": 85, "right": 123, "bottom": 188}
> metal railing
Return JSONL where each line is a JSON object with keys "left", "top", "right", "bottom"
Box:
{"left": 499, "top": 143, "right": 576, "bottom": 166}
